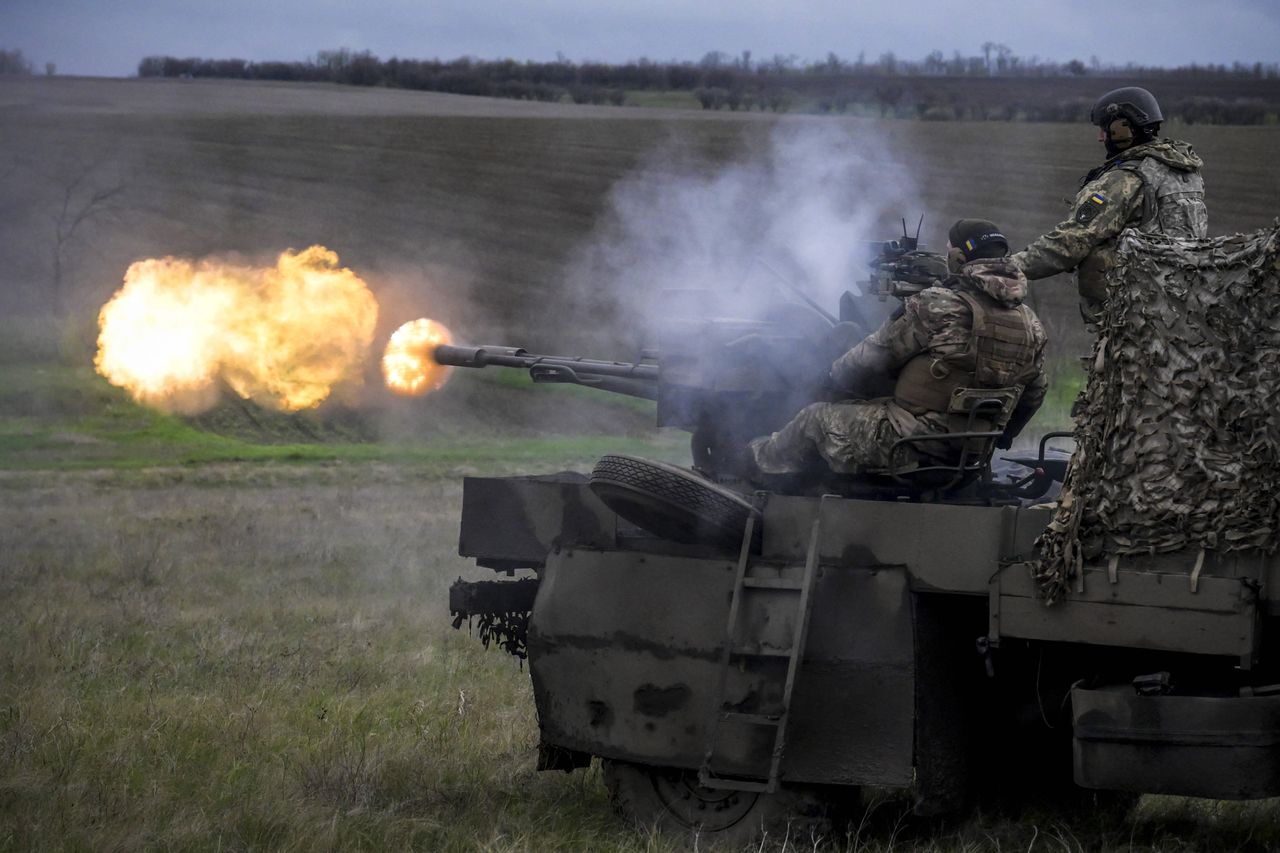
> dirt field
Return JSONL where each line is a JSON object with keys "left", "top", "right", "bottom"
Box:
{"left": 3, "top": 77, "right": 1280, "bottom": 851}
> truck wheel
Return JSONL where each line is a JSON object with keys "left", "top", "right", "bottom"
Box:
{"left": 589, "top": 455, "right": 757, "bottom": 550}
{"left": 602, "top": 760, "right": 833, "bottom": 846}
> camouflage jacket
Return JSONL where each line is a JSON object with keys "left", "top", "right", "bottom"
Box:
{"left": 1011, "top": 139, "right": 1206, "bottom": 313}
{"left": 831, "top": 258, "right": 1049, "bottom": 438}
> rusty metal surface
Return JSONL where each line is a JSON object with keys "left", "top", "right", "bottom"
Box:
{"left": 527, "top": 548, "right": 914, "bottom": 786}
{"left": 1073, "top": 684, "right": 1280, "bottom": 799}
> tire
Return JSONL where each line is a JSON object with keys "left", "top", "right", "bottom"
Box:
{"left": 602, "top": 760, "right": 835, "bottom": 847}
{"left": 589, "top": 455, "right": 757, "bottom": 550}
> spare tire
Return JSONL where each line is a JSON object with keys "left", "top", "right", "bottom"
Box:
{"left": 589, "top": 454, "right": 757, "bottom": 550}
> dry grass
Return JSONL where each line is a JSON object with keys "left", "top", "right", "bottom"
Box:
{"left": 0, "top": 463, "right": 635, "bottom": 851}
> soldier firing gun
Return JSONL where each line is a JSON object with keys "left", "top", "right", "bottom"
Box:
{"left": 747, "top": 218, "right": 1050, "bottom": 488}
{"left": 433, "top": 220, "right": 1058, "bottom": 500}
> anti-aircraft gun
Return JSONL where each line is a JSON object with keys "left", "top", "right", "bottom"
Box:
{"left": 433, "top": 299, "right": 859, "bottom": 484}
{"left": 437, "top": 224, "right": 1280, "bottom": 845}
{"left": 435, "top": 223, "right": 1045, "bottom": 495}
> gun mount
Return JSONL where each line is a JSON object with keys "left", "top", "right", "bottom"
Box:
{"left": 434, "top": 299, "right": 867, "bottom": 479}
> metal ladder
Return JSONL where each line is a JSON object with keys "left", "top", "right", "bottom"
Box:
{"left": 698, "top": 496, "right": 827, "bottom": 793}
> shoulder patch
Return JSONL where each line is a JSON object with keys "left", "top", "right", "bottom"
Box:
{"left": 1075, "top": 192, "right": 1107, "bottom": 225}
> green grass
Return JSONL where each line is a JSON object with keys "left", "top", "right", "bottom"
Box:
{"left": 1031, "top": 359, "right": 1086, "bottom": 436}
{"left": 0, "top": 462, "right": 663, "bottom": 852}
{"left": 0, "top": 362, "right": 683, "bottom": 472}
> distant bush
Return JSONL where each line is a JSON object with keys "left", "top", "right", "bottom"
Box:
{"left": 873, "top": 84, "right": 903, "bottom": 117}
{"left": 763, "top": 88, "right": 794, "bottom": 113}
{"left": 0, "top": 48, "right": 32, "bottom": 76}
{"left": 531, "top": 84, "right": 563, "bottom": 103}
{"left": 495, "top": 80, "right": 533, "bottom": 100}
{"left": 568, "top": 86, "right": 610, "bottom": 105}
{"left": 695, "top": 87, "right": 729, "bottom": 110}
{"left": 1018, "top": 97, "right": 1090, "bottom": 123}
{"left": 1171, "top": 96, "right": 1268, "bottom": 125}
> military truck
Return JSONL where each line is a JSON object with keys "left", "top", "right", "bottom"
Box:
{"left": 441, "top": 238, "right": 1280, "bottom": 844}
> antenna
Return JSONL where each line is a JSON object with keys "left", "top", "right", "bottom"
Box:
{"left": 900, "top": 215, "right": 923, "bottom": 252}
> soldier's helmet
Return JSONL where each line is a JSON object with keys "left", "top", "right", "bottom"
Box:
{"left": 1090, "top": 86, "right": 1163, "bottom": 129}
{"left": 948, "top": 219, "right": 1008, "bottom": 262}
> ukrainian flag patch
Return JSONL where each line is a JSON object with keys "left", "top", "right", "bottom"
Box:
{"left": 1076, "top": 192, "right": 1109, "bottom": 224}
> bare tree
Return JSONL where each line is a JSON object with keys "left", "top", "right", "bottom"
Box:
{"left": 994, "top": 44, "right": 1014, "bottom": 75}
{"left": 46, "top": 159, "right": 125, "bottom": 317}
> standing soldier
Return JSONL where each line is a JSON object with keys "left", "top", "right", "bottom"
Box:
{"left": 1012, "top": 87, "right": 1208, "bottom": 321}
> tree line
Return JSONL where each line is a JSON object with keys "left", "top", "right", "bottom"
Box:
{"left": 125, "top": 48, "right": 1280, "bottom": 124}
{"left": 0, "top": 48, "right": 55, "bottom": 76}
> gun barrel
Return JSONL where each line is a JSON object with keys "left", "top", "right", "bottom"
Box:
{"left": 433, "top": 344, "right": 529, "bottom": 370}
{"left": 433, "top": 344, "right": 659, "bottom": 399}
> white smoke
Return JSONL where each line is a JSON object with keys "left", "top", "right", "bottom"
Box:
{"left": 569, "top": 120, "right": 925, "bottom": 348}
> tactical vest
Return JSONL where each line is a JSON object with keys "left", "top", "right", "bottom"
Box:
{"left": 1117, "top": 157, "right": 1208, "bottom": 238}
{"left": 1078, "top": 156, "right": 1208, "bottom": 308}
{"left": 893, "top": 290, "right": 1038, "bottom": 420}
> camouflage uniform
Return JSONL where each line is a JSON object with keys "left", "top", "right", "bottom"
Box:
{"left": 750, "top": 259, "right": 1048, "bottom": 475}
{"left": 1011, "top": 138, "right": 1207, "bottom": 318}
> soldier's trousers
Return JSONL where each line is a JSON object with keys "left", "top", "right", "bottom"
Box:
{"left": 749, "top": 400, "right": 901, "bottom": 475}
{"left": 749, "top": 399, "right": 957, "bottom": 476}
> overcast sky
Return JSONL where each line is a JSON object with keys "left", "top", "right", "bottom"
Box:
{"left": 6, "top": 0, "right": 1279, "bottom": 78}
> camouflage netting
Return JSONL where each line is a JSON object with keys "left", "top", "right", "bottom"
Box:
{"left": 1033, "top": 221, "right": 1280, "bottom": 603}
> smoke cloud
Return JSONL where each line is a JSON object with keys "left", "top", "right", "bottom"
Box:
{"left": 569, "top": 121, "right": 924, "bottom": 349}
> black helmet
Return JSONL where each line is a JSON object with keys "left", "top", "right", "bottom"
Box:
{"left": 948, "top": 218, "right": 1008, "bottom": 262}
{"left": 1090, "top": 86, "right": 1163, "bottom": 129}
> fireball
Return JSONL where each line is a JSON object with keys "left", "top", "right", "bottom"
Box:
{"left": 95, "top": 246, "right": 379, "bottom": 413}
{"left": 382, "top": 318, "right": 454, "bottom": 396}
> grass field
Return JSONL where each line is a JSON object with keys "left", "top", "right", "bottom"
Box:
{"left": 4, "top": 372, "right": 1280, "bottom": 852}
{"left": 4, "top": 363, "right": 1280, "bottom": 852}
{"left": 2, "top": 77, "right": 1280, "bottom": 850}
